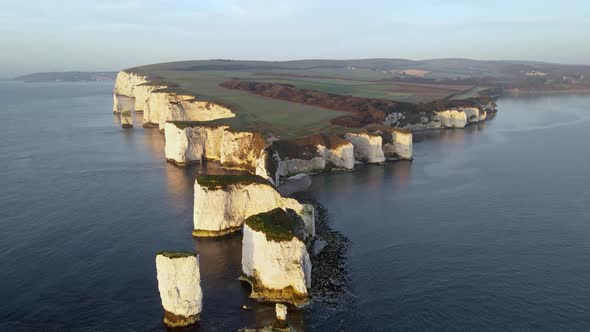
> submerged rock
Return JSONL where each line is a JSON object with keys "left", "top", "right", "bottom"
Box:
{"left": 241, "top": 208, "right": 312, "bottom": 306}
{"left": 193, "top": 174, "right": 314, "bottom": 237}
{"left": 155, "top": 251, "right": 202, "bottom": 328}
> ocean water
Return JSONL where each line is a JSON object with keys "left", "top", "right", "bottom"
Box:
{"left": 1, "top": 81, "right": 589, "bottom": 331}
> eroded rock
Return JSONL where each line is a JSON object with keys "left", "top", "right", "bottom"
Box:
{"left": 241, "top": 208, "right": 311, "bottom": 306}
{"left": 193, "top": 175, "right": 313, "bottom": 237}
{"left": 344, "top": 132, "right": 385, "bottom": 163}
{"left": 155, "top": 251, "right": 202, "bottom": 327}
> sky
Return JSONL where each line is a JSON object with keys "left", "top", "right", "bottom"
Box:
{"left": 1, "top": 0, "right": 589, "bottom": 77}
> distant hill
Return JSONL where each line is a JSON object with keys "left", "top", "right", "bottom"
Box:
{"left": 14, "top": 71, "right": 117, "bottom": 82}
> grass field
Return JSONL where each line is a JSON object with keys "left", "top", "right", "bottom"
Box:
{"left": 128, "top": 58, "right": 589, "bottom": 138}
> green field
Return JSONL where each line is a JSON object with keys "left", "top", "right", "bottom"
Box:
{"left": 129, "top": 58, "right": 588, "bottom": 138}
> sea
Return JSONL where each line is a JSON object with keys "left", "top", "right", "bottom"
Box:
{"left": 1, "top": 80, "right": 589, "bottom": 331}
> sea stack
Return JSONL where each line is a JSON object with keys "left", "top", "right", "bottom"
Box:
{"left": 344, "top": 132, "right": 386, "bottom": 163}
{"left": 241, "top": 208, "right": 312, "bottom": 306}
{"left": 155, "top": 251, "right": 202, "bottom": 327}
{"left": 276, "top": 303, "right": 287, "bottom": 321}
{"left": 379, "top": 128, "right": 413, "bottom": 160}
{"left": 438, "top": 109, "right": 467, "bottom": 128}
{"left": 193, "top": 174, "right": 313, "bottom": 237}
{"left": 121, "top": 110, "right": 133, "bottom": 128}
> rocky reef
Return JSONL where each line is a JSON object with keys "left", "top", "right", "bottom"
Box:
{"left": 193, "top": 174, "right": 314, "bottom": 237}
{"left": 155, "top": 251, "right": 202, "bottom": 327}
{"left": 241, "top": 208, "right": 312, "bottom": 306}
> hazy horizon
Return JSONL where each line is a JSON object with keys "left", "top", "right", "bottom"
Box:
{"left": 2, "top": 0, "right": 589, "bottom": 78}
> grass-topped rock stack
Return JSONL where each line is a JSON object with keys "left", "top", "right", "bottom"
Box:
{"left": 193, "top": 174, "right": 314, "bottom": 237}
{"left": 241, "top": 208, "right": 312, "bottom": 306}
{"left": 155, "top": 251, "right": 202, "bottom": 328}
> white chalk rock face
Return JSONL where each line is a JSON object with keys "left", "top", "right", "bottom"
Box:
{"left": 156, "top": 252, "right": 202, "bottom": 327}
{"left": 438, "top": 110, "right": 467, "bottom": 128}
{"left": 144, "top": 90, "right": 176, "bottom": 127}
{"left": 276, "top": 303, "right": 288, "bottom": 322}
{"left": 461, "top": 107, "right": 481, "bottom": 123}
{"left": 113, "top": 71, "right": 149, "bottom": 97}
{"left": 134, "top": 84, "right": 166, "bottom": 114}
{"left": 241, "top": 209, "right": 311, "bottom": 306}
{"left": 164, "top": 122, "right": 228, "bottom": 165}
{"left": 156, "top": 96, "right": 235, "bottom": 131}
{"left": 272, "top": 135, "right": 355, "bottom": 180}
{"left": 255, "top": 148, "right": 281, "bottom": 186}
{"left": 383, "top": 111, "right": 442, "bottom": 129}
{"left": 113, "top": 94, "right": 122, "bottom": 114}
{"left": 193, "top": 175, "right": 312, "bottom": 237}
{"left": 220, "top": 131, "right": 266, "bottom": 172}
{"left": 321, "top": 142, "right": 355, "bottom": 170}
{"left": 121, "top": 111, "right": 133, "bottom": 128}
{"left": 278, "top": 156, "right": 326, "bottom": 177}
{"left": 478, "top": 109, "right": 487, "bottom": 121}
{"left": 381, "top": 129, "right": 413, "bottom": 160}
{"left": 344, "top": 133, "right": 385, "bottom": 163}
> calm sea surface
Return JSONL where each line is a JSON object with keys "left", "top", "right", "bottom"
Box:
{"left": 1, "top": 81, "right": 589, "bottom": 331}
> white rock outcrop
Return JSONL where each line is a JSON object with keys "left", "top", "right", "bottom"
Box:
{"left": 344, "top": 132, "right": 385, "bottom": 163}
{"left": 156, "top": 252, "right": 202, "bottom": 327}
{"left": 461, "top": 107, "right": 481, "bottom": 123}
{"left": 383, "top": 111, "right": 442, "bottom": 129}
{"left": 276, "top": 303, "right": 288, "bottom": 322}
{"left": 321, "top": 141, "right": 355, "bottom": 170}
{"left": 193, "top": 175, "right": 314, "bottom": 237}
{"left": 381, "top": 129, "right": 413, "bottom": 160}
{"left": 255, "top": 148, "right": 281, "bottom": 186}
{"left": 220, "top": 130, "right": 267, "bottom": 172}
{"left": 134, "top": 84, "right": 166, "bottom": 114}
{"left": 113, "top": 94, "right": 122, "bottom": 114}
{"left": 153, "top": 95, "right": 235, "bottom": 131}
{"left": 241, "top": 209, "right": 311, "bottom": 306}
{"left": 121, "top": 111, "right": 133, "bottom": 128}
{"left": 273, "top": 135, "right": 355, "bottom": 178}
{"left": 278, "top": 156, "right": 326, "bottom": 177}
{"left": 164, "top": 122, "right": 228, "bottom": 165}
{"left": 438, "top": 109, "right": 467, "bottom": 128}
{"left": 113, "top": 71, "right": 149, "bottom": 97}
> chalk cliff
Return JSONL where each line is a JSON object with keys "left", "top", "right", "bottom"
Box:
{"left": 383, "top": 111, "right": 442, "bottom": 129}
{"left": 220, "top": 130, "right": 267, "bottom": 173}
{"left": 193, "top": 175, "right": 314, "bottom": 237}
{"left": 377, "top": 128, "right": 413, "bottom": 160}
{"left": 113, "top": 71, "right": 149, "bottom": 97}
{"left": 439, "top": 109, "right": 467, "bottom": 128}
{"left": 113, "top": 70, "right": 234, "bottom": 126}
{"left": 344, "top": 132, "right": 385, "bottom": 163}
{"left": 268, "top": 135, "right": 354, "bottom": 181}
{"left": 241, "top": 208, "right": 311, "bottom": 306}
{"left": 164, "top": 122, "right": 228, "bottom": 165}
{"left": 155, "top": 252, "right": 202, "bottom": 327}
